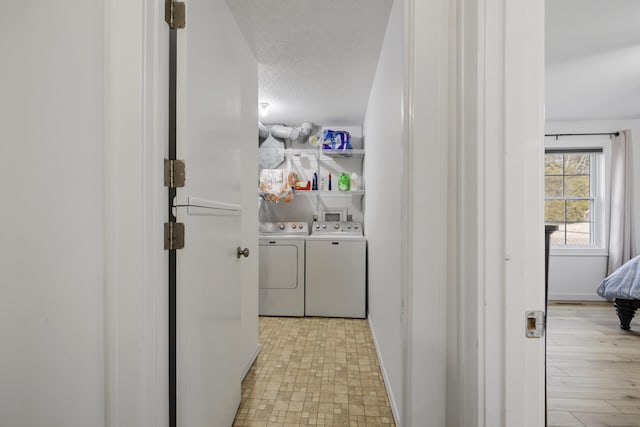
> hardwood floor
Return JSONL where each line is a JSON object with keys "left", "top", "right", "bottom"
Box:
{"left": 547, "top": 301, "right": 640, "bottom": 427}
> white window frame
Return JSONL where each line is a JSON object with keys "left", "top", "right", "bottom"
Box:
{"left": 544, "top": 136, "right": 610, "bottom": 256}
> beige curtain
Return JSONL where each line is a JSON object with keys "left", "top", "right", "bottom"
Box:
{"left": 607, "top": 129, "right": 636, "bottom": 274}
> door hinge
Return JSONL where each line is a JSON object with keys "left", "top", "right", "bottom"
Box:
{"left": 525, "top": 310, "right": 545, "bottom": 338}
{"left": 164, "top": 158, "right": 185, "bottom": 188}
{"left": 165, "top": 0, "right": 186, "bottom": 29}
{"left": 164, "top": 222, "right": 185, "bottom": 250}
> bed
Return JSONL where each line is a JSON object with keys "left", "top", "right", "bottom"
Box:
{"left": 596, "top": 255, "right": 640, "bottom": 330}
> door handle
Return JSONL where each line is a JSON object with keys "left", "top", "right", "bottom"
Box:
{"left": 237, "top": 247, "right": 250, "bottom": 259}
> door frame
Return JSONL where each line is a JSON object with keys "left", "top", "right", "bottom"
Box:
{"left": 104, "top": 0, "right": 169, "bottom": 426}
{"left": 402, "top": 0, "right": 545, "bottom": 425}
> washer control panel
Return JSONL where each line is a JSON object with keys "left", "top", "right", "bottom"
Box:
{"left": 312, "top": 221, "right": 363, "bottom": 236}
{"left": 259, "top": 221, "right": 309, "bottom": 236}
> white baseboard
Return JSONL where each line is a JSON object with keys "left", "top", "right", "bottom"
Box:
{"left": 241, "top": 345, "right": 260, "bottom": 380}
{"left": 368, "top": 317, "right": 400, "bottom": 426}
{"left": 548, "top": 293, "right": 606, "bottom": 301}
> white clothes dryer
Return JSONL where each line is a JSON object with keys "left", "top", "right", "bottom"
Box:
{"left": 258, "top": 221, "right": 308, "bottom": 316}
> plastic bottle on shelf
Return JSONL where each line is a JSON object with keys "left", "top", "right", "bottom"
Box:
{"left": 328, "top": 173, "right": 332, "bottom": 191}
{"left": 320, "top": 178, "right": 325, "bottom": 191}
{"left": 350, "top": 172, "right": 358, "bottom": 191}
{"left": 338, "top": 173, "right": 350, "bottom": 191}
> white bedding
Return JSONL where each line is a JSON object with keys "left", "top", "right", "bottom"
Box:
{"left": 597, "top": 255, "right": 640, "bottom": 300}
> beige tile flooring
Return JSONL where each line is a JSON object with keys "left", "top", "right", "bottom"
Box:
{"left": 233, "top": 302, "right": 640, "bottom": 426}
{"left": 233, "top": 317, "right": 395, "bottom": 427}
{"left": 547, "top": 301, "right": 640, "bottom": 427}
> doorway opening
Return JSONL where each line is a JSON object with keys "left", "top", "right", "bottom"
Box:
{"left": 544, "top": 1, "right": 640, "bottom": 425}
{"left": 224, "top": 1, "right": 403, "bottom": 426}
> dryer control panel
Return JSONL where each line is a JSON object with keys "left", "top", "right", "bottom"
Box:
{"left": 259, "top": 221, "right": 309, "bottom": 236}
{"left": 311, "top": 221, "right": 363, "bottom": 236}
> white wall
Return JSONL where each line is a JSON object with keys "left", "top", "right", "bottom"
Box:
{"left": 548, "top": 254, "right": 607, "bottom": 300}
{"left": 0, "top": 2, "right": 105, "bottom": 426}
{"left": 363, "top": 0, "right": 404, "bottom": 423}
{"left": 546, "top": 119, "right": 640, "bottom": 299}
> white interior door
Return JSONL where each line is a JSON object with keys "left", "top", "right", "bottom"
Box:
{"left": 173, "top": 0, "right": 256, "bottom": 425}
{"left": 177, "top": 208, "right": 241, "bottom": 427}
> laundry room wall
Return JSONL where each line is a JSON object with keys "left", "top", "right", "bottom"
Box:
{"left": 0, "top": 1, "right": 105, "bottom": 425}
{"left": 362, "top": 0, "right": 404, "bottom": 423}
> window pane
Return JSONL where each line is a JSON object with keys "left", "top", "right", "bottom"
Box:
{"left": 545, "top": 200, "right": 565, "bottom": 222}
{"left": 566, "top": 199, "right": 591, "bottom": 222}
{"left": 544, "top": 151, "right": 599, "bottom": 248}
{"left": 545, "top": 154, "right": 563, "bottom": 174}
{"left": 566, "top": 222, "right": 591, "bottom": 245}
{"left": 549, "top": 224, "right": 566, "bottom": 245}
{"left": 564, "top": 153, "right": 590, "bottom": 174}
{"left": 564, "top": 175, "right": 590, "bottom": 197}
{"left": 545, "top": 176, "right": 563, "bottom": 197}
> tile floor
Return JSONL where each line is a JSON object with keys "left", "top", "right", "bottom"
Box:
{"left": 233, "top": 317, "right": 396, "bottom": 427}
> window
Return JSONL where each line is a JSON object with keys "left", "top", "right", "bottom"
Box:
{"left": 544, "top": 149, "right": 602, "bottom": 247}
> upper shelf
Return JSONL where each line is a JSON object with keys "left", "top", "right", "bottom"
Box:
{"left": 319, "top": 148, "right": 365, "bottom": 157}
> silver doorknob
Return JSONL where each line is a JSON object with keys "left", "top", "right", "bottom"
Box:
{"left": 237, "top": 247, "right": 250, "bottom": 258}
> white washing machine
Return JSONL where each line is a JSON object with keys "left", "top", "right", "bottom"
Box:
{"left": 305, "top": 221, "right": 366, "bottom": 318}
{"left": 259, "top": 221, "right": 308, "bottom": 316}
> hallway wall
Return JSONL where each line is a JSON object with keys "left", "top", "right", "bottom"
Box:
{"left": 0, "top": 1, "right": 106, "bottom": 425}
{"left": 363, "top": 0, "right": 404, "bottom": 423}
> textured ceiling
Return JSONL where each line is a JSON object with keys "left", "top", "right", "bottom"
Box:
{"left": 546, "top": 0, "right": 640, "bottom": 120}
{"left": 226, "top": 0, "right": 393, "bottom": 126}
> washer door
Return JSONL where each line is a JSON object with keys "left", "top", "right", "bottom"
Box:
{"left": 259, "top": 244, "right": 299, "bottom": 289}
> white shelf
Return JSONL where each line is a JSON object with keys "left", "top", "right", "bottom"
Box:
{"left": 319, "top": 149, "right": 365, "bottom": 157}
{"left": 295, "top": 190, "right": 365, "bottom": 197}
{"left": 258, "top": 147, "right": 366, "bottom": 208}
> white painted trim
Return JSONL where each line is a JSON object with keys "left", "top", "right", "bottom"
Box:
{"left": 454, "top": 0, "right": 546, "bottom": 424}
{"left": 141, "top": 3, "right": 170, "bottom": 426}
{"left": 454, "top": 0, "right": 483, "bottom": 425}
{"left": 502, "top": 0, "right": 546, "bottom": 425}
{"left": 548, "top": 294, "right": 606, "bottom": 301}
{"left": 400, "top": 0, "right": 414, "bottom": 422}
{"left": 478, "top": 0, "right": 507, "bottom": 423}
{"left": 104, "top": 2, "right": 118, "bottom": 424}
{"left": 240, "top": 345, "right": 260, "bottom": 381}
{"left": 402, "top": 0, "right": 450, "bottom": 425}
{"left": 104, "top": 0, "right": 168, "bottom": 426}
{"left": 368, "top": 317, "right": 400, "bottom": 426}
{"left": 550, "top": 249, "right": 608, "bottom": 257}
